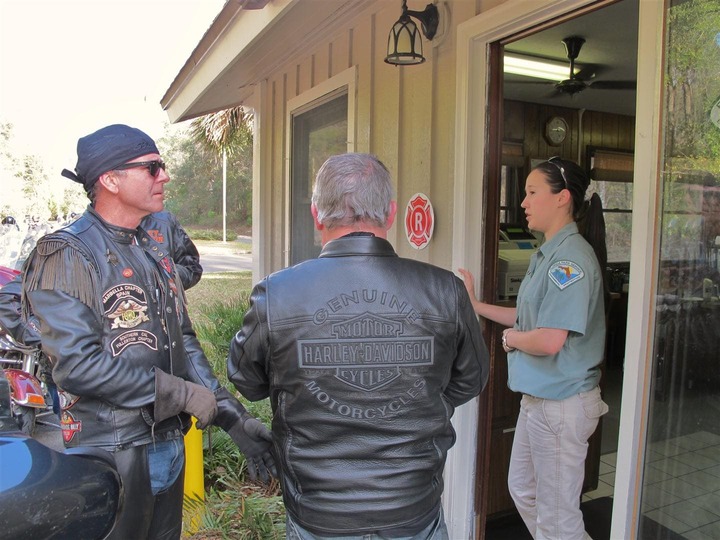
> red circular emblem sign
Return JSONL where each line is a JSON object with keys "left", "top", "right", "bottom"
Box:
{"left": 405, "top": 193, "right": 434, "bottom": 249}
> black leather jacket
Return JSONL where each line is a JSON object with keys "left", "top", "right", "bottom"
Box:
{"left": 21, "top": 207, "right": 241, "bottom": 450}
{"left": 141, "top": 211, "right": 203, "bottom": 290}
{"left": 0, "top": 212, "right": 201, "bottom": 347}
{"left": 228, "top": 234, "right": 489, "bottom": 536}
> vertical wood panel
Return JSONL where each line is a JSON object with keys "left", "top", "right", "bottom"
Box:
{"left": 354, "top": 15, "right": 374, "bottom": 152}
{"left": 313, "top": 43, "right": 330, "bottom": 86}
{"left": 296, "top": 56, "right": 313, "bottom": 96}
{"left": 330, "top": 32, "right": 350, "bottom": 77}
{"left": 268, "top": 77, "right": 282, "bottom": 270}
{"left": 397, "top": 61, "right": 433, "bottom": 261}
{"left": 429, "top": 24, "right": 460, "bottom": 267}
{"left": 603, "top": 113, "right": 619, "bottom": 148}
{"left": 372, "top": 5, "right": 401, "bottom": 247}
{"left": 504, "top": 103, "right": 525, "bottom": 141}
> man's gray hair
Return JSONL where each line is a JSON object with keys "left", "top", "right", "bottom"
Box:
{"left": 311, "top": 153, "right": 394, "bottom": 229}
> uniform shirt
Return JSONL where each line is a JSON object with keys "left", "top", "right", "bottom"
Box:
{"left": 508, "top": 222, "right": 605, "bottom": 399}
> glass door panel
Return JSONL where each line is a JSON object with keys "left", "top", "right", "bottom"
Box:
{"left": 641, "top": 1, "right": 720, "bottom": 538}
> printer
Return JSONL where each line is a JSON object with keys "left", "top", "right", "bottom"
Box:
{"left": 499, "top": 223, "right": 540, "bottom": 250}
{"left": 498, "top": 224, "right": 539, "bottom": 298}
{"left": 498, "top": 250, "right": 533, "bottom": 297}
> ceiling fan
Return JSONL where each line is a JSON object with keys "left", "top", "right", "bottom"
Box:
{"left": 513, "top": 36, "right": 637, "bottom": 96}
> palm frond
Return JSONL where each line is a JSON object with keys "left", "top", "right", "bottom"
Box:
{"left": 190, "top": 106, "right": 253, "bottom": 157}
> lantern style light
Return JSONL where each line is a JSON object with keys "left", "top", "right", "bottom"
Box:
{"left": 384, "top": 1, "right": 439, "bottom": 66}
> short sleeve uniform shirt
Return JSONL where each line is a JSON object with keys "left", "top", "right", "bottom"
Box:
{"left": 508, "top": 222, "right": 605, "bottom": 399}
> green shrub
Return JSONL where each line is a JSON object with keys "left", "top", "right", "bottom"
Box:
{"left": 187, "top": 228, "right": 226, "bottom": 241}
{"left": 193, "top": 297, "right": 249, "bottom": 387}
{"left": 185, "top": 291, "right": 283, "bottom": 538}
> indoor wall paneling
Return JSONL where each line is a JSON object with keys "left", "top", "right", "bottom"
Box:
{"left": 503, "top": 100, "right": 525, "bottom": 142}
{"left": 503, "top": 100, "right": 635, "bottom": 166}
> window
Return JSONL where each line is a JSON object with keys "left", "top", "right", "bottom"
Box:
{"left": 289, "top": 92, "right": 349, "bottom": 265}
{"left": 500, "top": 142, "right": 526, "bottom": 227}
{"left": 588, "top": 148, "right": 634, "bottom": 263}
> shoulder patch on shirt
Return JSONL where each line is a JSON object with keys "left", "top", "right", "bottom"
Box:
{"left": 548, "top": 260, "right": 585, "bottom": 290}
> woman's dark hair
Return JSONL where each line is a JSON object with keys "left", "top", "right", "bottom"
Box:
{"left": 534, "top": 158, "right": 609, "bottom": 309}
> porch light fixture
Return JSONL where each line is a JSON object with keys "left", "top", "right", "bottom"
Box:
{"left": 384, "top": 1, "right": 439, "bottom": 66}
{"left": 503, "top": 52, "right": 580, "bottom": 82}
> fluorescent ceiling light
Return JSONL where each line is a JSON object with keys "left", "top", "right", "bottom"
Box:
{"left": 504, "top": 52, "right": 577, "bottom": 82}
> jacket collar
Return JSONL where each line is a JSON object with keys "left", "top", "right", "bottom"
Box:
{"left": 86, "top": 205, "right": 139, "bottom": 245}
{"left": 319, "top": 234, "right": 398, "bottom": 259}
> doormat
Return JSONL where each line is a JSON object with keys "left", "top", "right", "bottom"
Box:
{"left": 485, "top": 497, "right": 686, "bottom": 540}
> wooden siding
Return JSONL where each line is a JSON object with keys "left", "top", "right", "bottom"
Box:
{"left": 256, "top": 2, "right": 635, "bottom": 276}
{"left": 258, "top": 2, "right": 473, "bottom": 273}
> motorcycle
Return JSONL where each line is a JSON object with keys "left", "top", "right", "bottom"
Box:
{"left": 0, "top": 332, "right": 47, "bottom": 435}
{"left": 0, "top": 265, "right": 50, "bottom": 436}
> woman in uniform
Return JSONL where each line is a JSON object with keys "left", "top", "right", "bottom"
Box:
{"left": 459, "top": 157, "right": 609, "bottom": 540}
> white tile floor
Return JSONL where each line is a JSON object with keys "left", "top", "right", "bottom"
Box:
{"left": 582, "top": 431, "right": 720, "bottom": 539}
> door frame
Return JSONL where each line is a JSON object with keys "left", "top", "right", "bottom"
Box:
{"left": 450, "top": 0, "right": 666, "bottom": 538}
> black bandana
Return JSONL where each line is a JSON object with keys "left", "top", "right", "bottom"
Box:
{"left": 61, "top": 124, "right": 159, "bottom": 191}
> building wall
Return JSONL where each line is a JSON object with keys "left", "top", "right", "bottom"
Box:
{"left": 258, "top": 1, "right": 481, "bottom": 274}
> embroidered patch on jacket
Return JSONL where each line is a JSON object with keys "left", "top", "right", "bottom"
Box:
{"left": 548, "top": 260, "right": 585, "bottom": 290}
{"left": 111, "top": 330, "right": 159, "bottom": 356}
{"left": 103, "top": 284, "right": 150, "bottom": 329}
{"left": 61, "top": 410, "right": 82, "bottom": 443}
{"left": 146, "top": 229, "right": 165, "bottom": 243}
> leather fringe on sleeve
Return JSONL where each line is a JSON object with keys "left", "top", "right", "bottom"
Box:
{"left": 22, "top": 236, "right": 101, "bottom": 318}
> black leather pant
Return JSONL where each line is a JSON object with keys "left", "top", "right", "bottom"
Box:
{"left": 106, "top": 443, "right": 185, "bottom": 540}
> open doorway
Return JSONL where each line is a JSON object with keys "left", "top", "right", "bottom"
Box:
{"left": 482, "top": 1, "right": 638, "bottom": 538}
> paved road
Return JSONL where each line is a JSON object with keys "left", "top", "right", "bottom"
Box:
{"left": 196, "top": 239, "right": 252, "bottom": 273}
{"left": 33, "top": 412, "right": 63, "bottom": 451}
{"left": 199, "top": 249, "right": 252, "bottom": 272}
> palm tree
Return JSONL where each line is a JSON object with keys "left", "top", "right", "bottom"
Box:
{"left": 190, "top": 106, "right": 253, "bottom": 241}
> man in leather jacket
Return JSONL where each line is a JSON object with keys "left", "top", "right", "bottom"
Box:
{"left": 20, "top": 124, "right": 275, "bottom": 540}
{"left": 0, "top": 211, "right": 202, "bottom": 419}
{"left": 228, "top": 153, "right": 490, "bottom": 539}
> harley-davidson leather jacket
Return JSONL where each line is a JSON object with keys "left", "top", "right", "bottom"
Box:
{"left": 21, "top": 207, "right": 238, "bottom": 450}
{"left": 228, "top": 234, "right": 489, "bottom": 536}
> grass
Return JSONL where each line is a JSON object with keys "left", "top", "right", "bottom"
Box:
{"left": 184, "top": 272, "right": 285, "bottom": 539}
{"left": 186, "top": 271, "right": 254, "bottom": 328}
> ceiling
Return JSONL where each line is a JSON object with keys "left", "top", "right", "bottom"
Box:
{"left": 503, "top": 0, "right": 639, "bottom": 117}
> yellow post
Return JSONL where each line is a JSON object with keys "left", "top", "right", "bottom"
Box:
{"left": 183, "top": 417, "right": 204, "bottom": 534}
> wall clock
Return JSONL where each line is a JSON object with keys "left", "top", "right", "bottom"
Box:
{"left": 544, "top": 116, "right": 568, "bottom": 146}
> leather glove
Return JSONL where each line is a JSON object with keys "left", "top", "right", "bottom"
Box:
{"left": 227, "top": 413, "right": 277, "bottom": 484}
{"left": 154, "top": 369, "right": 218, "bottom": 429}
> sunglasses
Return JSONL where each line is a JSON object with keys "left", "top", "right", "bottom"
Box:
{"left": 114, "top": 159, "right": 167, "bottom": 177}
{"left": 547, "top": 156, "right": 570, "bottom": 190}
